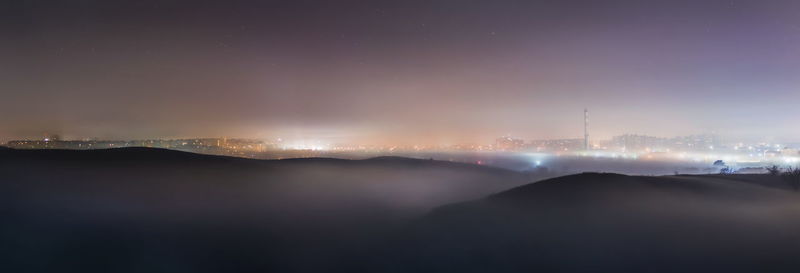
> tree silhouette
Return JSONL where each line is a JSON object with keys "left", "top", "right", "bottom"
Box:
{"left": 781, "top": 166, "right": 800, "bottom": 191}
{"left": 767, "top": 165, "right": 781, "bottom": 176}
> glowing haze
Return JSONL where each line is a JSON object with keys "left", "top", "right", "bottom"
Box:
{"left": 3, "top": 0, "right": 800, "bottom": 145}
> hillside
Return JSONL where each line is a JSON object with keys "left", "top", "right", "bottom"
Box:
{"left": 0, "top": 147, "right": 539, "bottom": 273}
{"left": 0, "top": 148, "right": 535, "bottom": 217}
{"left": 392, "top": 173, "right": 800, "bottom": 273}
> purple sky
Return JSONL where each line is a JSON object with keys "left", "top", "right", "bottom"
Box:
{"left": 3, "top": 0, "right": 800, "bottom": 144}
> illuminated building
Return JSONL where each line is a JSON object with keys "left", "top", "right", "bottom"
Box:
{"left": 530, "top": 138, "right": 584, "bottom": 152}
{"left": 495, "top": 136, "right": 526, "bottom": 151}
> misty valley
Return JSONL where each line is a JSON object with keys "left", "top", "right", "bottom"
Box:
{"left": 2, "top": 148, "right": 800, "bottom": 273}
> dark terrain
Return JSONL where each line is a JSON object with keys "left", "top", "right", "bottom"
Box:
{"left": 0, "top": 148, "right": 536, "bottom": 272}
{"left": 1, "top": 148, "right": 799, "bottom": 272}
{"left": 394, "top": 173, "right": 800, "bottom": 272}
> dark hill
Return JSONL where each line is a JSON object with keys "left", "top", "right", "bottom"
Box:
{"left": 0, "top": 147, "right": 543, "bottom": 273}
{"left": 0, "top": 148, "right": 538, "bottom": 219}
{"left": 0, "top": 147, "right": 514, "bottom": 173}
{"left": 491, "top": 172, "right": 794, "bottom": 204}
{"left": 0, "top": 146, "right": 249, "bottom": 163}
{"left": 391, "top": 173, "right": 800, "bottom": 273}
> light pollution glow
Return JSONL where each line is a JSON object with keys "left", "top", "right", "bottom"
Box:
{"left": 2, "top": 0, "right": 800, "bottom": 145}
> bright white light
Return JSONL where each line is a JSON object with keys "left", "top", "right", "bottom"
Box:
{"left": 280, "top": 139, "right": 329, "bottom": 151}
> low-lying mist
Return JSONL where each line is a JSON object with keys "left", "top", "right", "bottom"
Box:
{"left": 2, "top": 148, "right": 799, "bottom": 272}
{"left": 304, "top": 151, "right": 729, "bottom": 175}
{"left": 0, "top": 149, "right": 542, "bottom": 272}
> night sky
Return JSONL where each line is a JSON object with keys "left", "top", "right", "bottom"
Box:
{"left": 3, "top": 0, "right": 800, "bottom": 144}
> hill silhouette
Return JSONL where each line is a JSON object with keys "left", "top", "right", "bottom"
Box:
{"left": 391, "top": 173, "right": 800, "bottom": 273}
{"left": 0, "top": 147, "right": 541, "bottom": 273}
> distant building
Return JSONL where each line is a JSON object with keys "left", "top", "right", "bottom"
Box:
{"left": 671, "top": 134, "right": 722, "bottom": 151}
{"left": 781, "top": 148, "right": 799, "bottom": 157}
{"left": 495, "top": 136, "right": 526, "bottom": 151}
{"left": 611, "top": 134, "right": 669, "bottom": 152}
{"left": 530, "top": 138, "right": 584, "bottom": 152}
{"left": 608, "top": 133, "right": 723, "bottom": 152}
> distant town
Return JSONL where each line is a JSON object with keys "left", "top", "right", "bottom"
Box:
{"left": 3, "top": 133, "right": 799, "bottom": 167}
{"left": 6, "top": 109, "right": 798, "bottom": 167}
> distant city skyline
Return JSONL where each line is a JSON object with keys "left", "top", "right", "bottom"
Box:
{"left": 5, "top": 133, "right": 799, "bottom": 170}
{"left": 4, "top": 131, "right": 798, "bottom": 149}
{"left": 0, "top": 121, "right": 797, "bottom": 146}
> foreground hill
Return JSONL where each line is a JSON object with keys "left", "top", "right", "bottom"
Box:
{"left": 0, "top": 147, "right": 539, "bottom": 273}
{"left": 392, "top": 173, "right": 800, "bottom": 273}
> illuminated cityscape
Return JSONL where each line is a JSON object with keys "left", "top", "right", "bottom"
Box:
{"left": 5, "top": 122, "right": 799, "bottom": 172}
{"left": 3, "top": 108, "right": 799, "bottom": 168}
